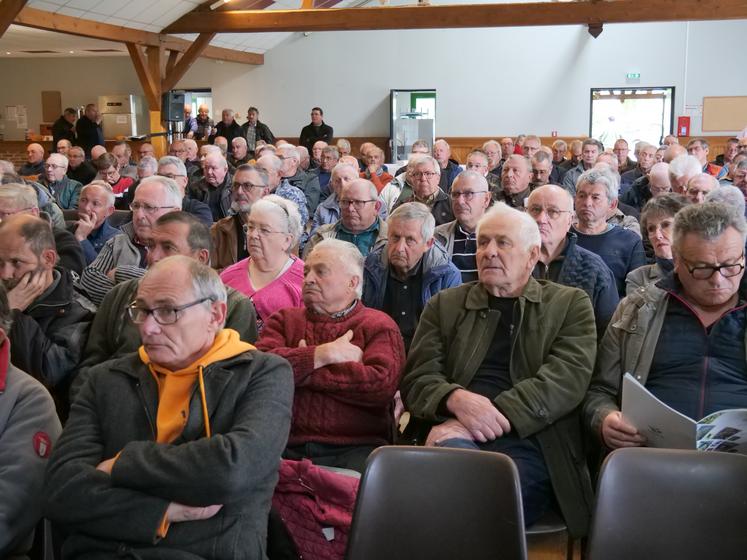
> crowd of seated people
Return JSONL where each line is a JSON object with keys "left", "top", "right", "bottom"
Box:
{"left": 3, "top": 99, "right": 747, "bottom": 559}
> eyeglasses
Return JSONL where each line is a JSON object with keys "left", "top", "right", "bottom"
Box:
{"left": 44, "top": 163, "right": 64, "bottom": 170}
{"left": 243, "top": 223, "right": 287, "bottom": 237}
{"left": 127, "top": 297, "right": 213, "bottom": 325}
{"left": 450, "top": 190, "right": 489, "bottom": 201}
{"left": 233, "top": 182, "right": 266, "bottom": 192}
{"left": 682, "top": 253, "right": 745, "bottom": 280}
{"left": 413, "top": 171, "right": 438, "bottom": 178}
{"left": 100, "top": 169, "right": 118, "bottom": 178}
{"left": 158, "top": 172, "right": 186, "bottom": 180}
{"left": 526, "top": 205, "right": 572, "bottom": 220}
{"left": 129, "top": 202, "right": 178, "bottom": 214}
{"left": 339, "top": 199, "right": 376, "bottom": 209}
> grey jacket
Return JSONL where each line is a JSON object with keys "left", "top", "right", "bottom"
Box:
{"left": 583, "top": 281, "right": 671, "bottom": 440}
{"left": 45, "top": 348, "right": 294, "bottom": 560}
{"left": 434, "top": 219, "right": 460, "bottom": 255}
{"left": 78, "top": 222, "right": 144, "bottom": 306}
{"left": 75, "top": 278, "right": 258, "bottom": 396}
{"left": 0, "top": 359, "right": 62, "bottom": 559}
{"left": 625, "top": 262, "right": 667, "bottom": 296}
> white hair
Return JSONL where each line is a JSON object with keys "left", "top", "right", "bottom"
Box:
{"left": 344, "top": 178, "right": 378, "bottom": 200}
{"left": 81, "top": 180, "right": 115, "bottom": 207}
{"left": 576, "top": 167, "right": 619, "bottom": 200}
{"left": 250, "top": 194, "right": 303, "bottom": 247}
{"left": 705, "top": 186, "right": 746, "bottom": 216}
{"left": 136, "top": 175, "right": 183, "bottom": 206}
{"left": 669, "top": 154, "right": 702, "bottom": 180}
{"left": 388, "top": 202, "right": 435, "bottom": 241}
{"left": 477, "top": 202, "right": 541, "bottom": 252}
{"left": 310, "top": 238, "right": 365, "bottom": 298}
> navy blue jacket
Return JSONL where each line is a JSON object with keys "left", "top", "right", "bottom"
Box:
{"left": 573, "top": 225, "right": 646, "bottom": 298}
{"left": 533, "top": 233, "right": 619, "bottom": 337}
{"left": 362, "top": 242, "right": 462, "bottom": 311}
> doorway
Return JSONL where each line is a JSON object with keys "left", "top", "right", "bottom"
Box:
{"left": 589, "top": 87, "right": 675, "bottom": 150}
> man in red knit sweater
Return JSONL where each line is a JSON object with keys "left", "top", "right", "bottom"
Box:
{"left": 257, "top": 238, "right": 405, "bottom": 472}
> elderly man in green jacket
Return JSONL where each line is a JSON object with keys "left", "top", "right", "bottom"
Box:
{"left": 401, "top": 202, "right": 597, "bottom": 536}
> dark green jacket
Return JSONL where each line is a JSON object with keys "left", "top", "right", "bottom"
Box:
{"left": 401, "top": 279, "right": 597, "bottom": 537}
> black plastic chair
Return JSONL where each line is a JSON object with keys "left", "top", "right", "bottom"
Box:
{"left": 345, "top": 446, "right": 527, "bottom": 560}
{"left": 586, "top": 447, "right": 747, "bottom": 560}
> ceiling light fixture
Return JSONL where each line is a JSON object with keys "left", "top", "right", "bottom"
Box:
{"left": 209, "top": 0, "right": 231, "bottom": 9}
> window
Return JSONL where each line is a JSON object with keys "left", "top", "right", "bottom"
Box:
{"left": 590, "top": 87, "right": 675, "bottom": 149}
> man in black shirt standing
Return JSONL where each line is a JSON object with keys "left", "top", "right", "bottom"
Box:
{"left": 75, "top": 104, "right": 104, "bottom": 158}
{"left": 52, "top": 108, "right": 77, "bottom": 151}
{"left": 299, "top": 107, "right": 333, "bottom": 153}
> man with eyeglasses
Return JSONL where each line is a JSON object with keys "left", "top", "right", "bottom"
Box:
{"left": 211, "top": 164, "right": 271, "bottom": 271}
{"left": 391, "top": 156, "right": 454, "bottom": 226}
{"left": 316, "top": 145, "right": 340, "bottom": 199}
{"left": 38, "top": 153, "right": 82, "bottom": 210}
{"left": 157, "top": 156, "right": 213, "bottom": 227}
{"left": 585, "top": 202, "right": 747, "bottom": 451}
{"left": 684, "top": 173, "right": 719, "bottom": 205}
{"left": 79, "top": 176, "right": 182, "bottom": 305}
{"left": 528, "top": 185, "right": 618, "bottom": 336}
{"left": 435, "top": 171, "right": 491, "bottom": 282}
{"left": 464, "top": 149, "right": 499, "bottom": 192}
{"left": 70, "top": 181, "right": 119, "bottom": 264}
{"left": 66, "top": 146, "right": 96, "bottom": 186}
{"left": 0, "top": 214, "right": 95, "bottom": 419}
{"left": 304, "top": 178, "right": 387, "bottom": 258}
{"left": 47, "top": 255, "right": 291, "bottom": 559}
{"left": 137, "top": 142, "right": 155, "bottom": 161}
{"left": 76, "top": 212, "right": 258, "bottom": 391}
{"left": 277, "top": 144, "right": 320, "bottom": 216}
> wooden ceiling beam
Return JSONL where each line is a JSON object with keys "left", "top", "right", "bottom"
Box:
{"left": 0, "top": 0, "right": 28, "bottom": 39}
{"left": 126, "top": 43, "right": 161, "bottom": 111}
{"left": 162, "top": 0, "right": 747, "bottom": 34}
{"left": 13, "top": 6, "right": 263, "bottom": 65}
{"left": 161, "top": 32, "right": 216, "bottom": 93}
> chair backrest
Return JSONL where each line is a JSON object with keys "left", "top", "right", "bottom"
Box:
{"left": 345, "top": 446, "right": 527, "bottom": 560}
{"left": 586, "top": 447, "right": 747, "bottom": 560}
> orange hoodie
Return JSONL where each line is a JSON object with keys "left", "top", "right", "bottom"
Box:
{"left": 138, "top": 328, "right": 255, "bottom": 537}
{"left": 139, "top": 328, "right": 255, "bottom": 444}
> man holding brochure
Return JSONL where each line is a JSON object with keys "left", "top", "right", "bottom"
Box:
{"left": 585, "top": 202, "right": 747, "bottom": 449}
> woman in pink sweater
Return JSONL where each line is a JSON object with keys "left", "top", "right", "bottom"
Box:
{"left": 220, "top": 195, "right": 304, "bottom": 331}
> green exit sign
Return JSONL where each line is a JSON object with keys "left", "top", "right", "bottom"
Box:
{"left": 626, "top": 73, "right": 641, "bottom": 79}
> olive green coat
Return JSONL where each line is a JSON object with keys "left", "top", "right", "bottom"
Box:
{"left": 401, "top": 279, "right": 597, "bottom": 537}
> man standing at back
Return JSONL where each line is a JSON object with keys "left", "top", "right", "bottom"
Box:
{"left": 299, "top": 107, "right": 333, "bottom": 152}
{"left": 75, "top": 104, "right": 104, "bottom": 158}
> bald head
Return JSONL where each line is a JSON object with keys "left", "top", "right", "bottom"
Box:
{"left": 663, "top": 144, "right": 687, "bottom": 163}
{"left": 648, "top": 162, "right": 672, "bottom": 196}
{"left": 526, "top": 184, "right": 574, "bottom": 250}
{"left": 26, "top": 143, "right": 45, "bottom": 165}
